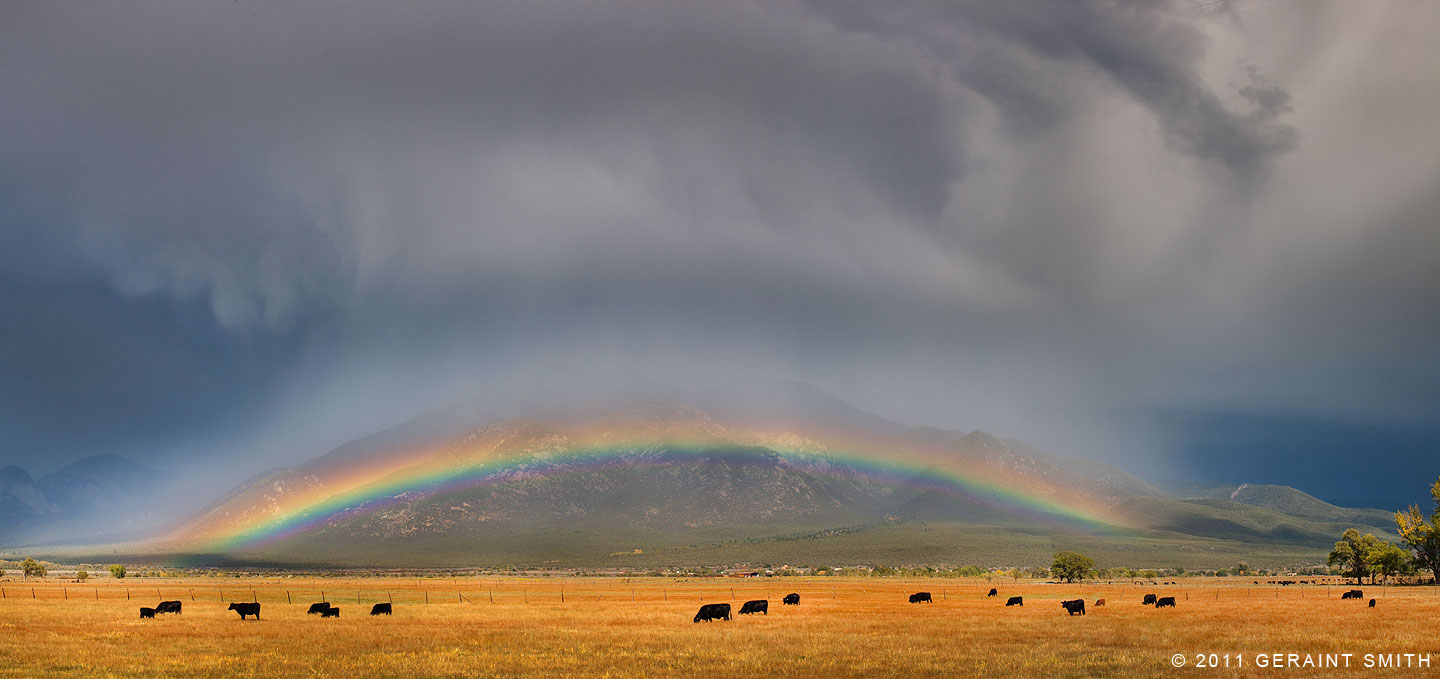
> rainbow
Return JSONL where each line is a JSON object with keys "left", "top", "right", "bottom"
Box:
{"left": 188, "top": 430, "right": 1131, "bottom": 552}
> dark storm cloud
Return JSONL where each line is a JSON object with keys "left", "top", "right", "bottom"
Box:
{"left": 0, "top": 1, "right": 1436, "bottom": 504}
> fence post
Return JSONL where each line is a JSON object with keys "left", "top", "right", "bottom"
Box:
{"left": 287, "top": 591, "right": 291, "bottom": 604}
{"left": 190, "top": 589, "right": 195, "bottom": 602}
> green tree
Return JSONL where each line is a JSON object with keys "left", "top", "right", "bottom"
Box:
{"left": 1328, "top": 529, "right": 1383, "bottom": 584}
{"left": 76, "top": 569, "right": 88, "bottom": 582}
{"left": 1050, "top": 551, "right": 1096, "bottom": 583}
{"left": 109, "top": 564, "right": 126, "bottom": 579}
{"left": 1368, "top": 542, "right": 1413, "bottom": 583}
{"left": 1235, "top": 561, "right": 1250, "bottom": 576}
{"left": 21, "top": 558, "right": 46, "bottom": 579}
{"left": 1395, "top": 477, "right": 1440, "bottom": 583}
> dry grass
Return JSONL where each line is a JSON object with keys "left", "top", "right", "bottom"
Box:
{"left": 0, "top": 576, "right": 1435, "bottom": 678}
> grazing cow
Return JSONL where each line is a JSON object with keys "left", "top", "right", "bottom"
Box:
{"left": 1094, "top": 599, "right": 1106, "bottom": 607}
{"left": 1061, "top": 599, "right": 1086, "bottom": 616}
{"left": 782, "top": 593, "right": 800, "bottom": 606}
{"left": 693, "top": 603, "right": 731, "bottom": 622}
{"left": 321, "top": 607, "right": 340, "bottom": 618}
{"left": 1341, "top": 589, "right": 1364, "bottom": 600}
{"left": 739, "top": 600, "right": 768, "bottom": 615}
{"left": 1155, "top": 597, "right": 1176, "bottom": 608}
{"left": 987, "top": 588, "right": 998, "bottom": 597}
{"left": 909, "top": 592, "right": 932, "bottom": 604}
{"left": 228, "top": 602, "right": 261, "bottom": 620}
{"left": 1005, "top": 596, "right": 1023, "bottom": 607}
{"left": 1368, "top": 599, "right": 1376, "bottom": 608}
{"left": 156, "top": 600, "right": 182, "bottom": 615}
{"left": 370, "top": 603, "right": 393, "bottom": 616}
{"left": 1142, "top": 594, "right": 1157, "bottom": 605}
{"left": 139, "top": 607, "right": 155, "bottom": 619}
{"left": 307, "top": 602, "right": 332, "bottom": 615}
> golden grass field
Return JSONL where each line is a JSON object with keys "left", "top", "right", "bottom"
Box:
{"left": 1, "top": 576, "right": 1437, "bottom": 678}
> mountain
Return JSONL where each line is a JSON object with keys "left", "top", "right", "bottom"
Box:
{"left": 0, "top": 455, "right": 177, "bottom": 546}
{"left": 134, "top": 381, "right": 1399, "bottom": 569}
{"left": 0, "top": 466, "right": 53, "bottom": 526}
{"left": 1159, "top": 481, "right": 1397, "bottom": 529}
{"left": 14, "top": 381, "right": 1398, "bottom": 568}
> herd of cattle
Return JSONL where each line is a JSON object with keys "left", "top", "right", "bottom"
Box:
{"left": 134, "top": 585, "right": 1382, "bottom": 622}
{"left": 698, "top": 585, "right": 1382, "bottom": 621}
{"left": 138, "top": 601, "right": 396, "bottom": 620}
{"left": 693, "top": 592, "right": 799, "bottom": 621}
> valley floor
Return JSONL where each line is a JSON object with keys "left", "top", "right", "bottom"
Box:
{"left": 0, "top": 576, "right": 1435, "bottom": 678}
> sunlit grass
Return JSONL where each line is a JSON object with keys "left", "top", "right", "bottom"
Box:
{"left": 0, "top": 577, "right": 1433, "bottom": 678}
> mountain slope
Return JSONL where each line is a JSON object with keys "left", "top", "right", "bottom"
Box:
{"left": 0, "top": 455, "right": 177, "bottom": 546}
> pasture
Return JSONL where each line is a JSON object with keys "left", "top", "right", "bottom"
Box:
{"left": 0, "top": 576, "right": 1436, "bottom": 678}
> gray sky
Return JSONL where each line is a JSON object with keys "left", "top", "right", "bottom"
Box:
{"left": 1, "top": 1, "right": 1436, "bottom": 506}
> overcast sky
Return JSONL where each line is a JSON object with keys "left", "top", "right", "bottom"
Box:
{"left": 1, "top": 1, "right": 1436, "bottom": 507}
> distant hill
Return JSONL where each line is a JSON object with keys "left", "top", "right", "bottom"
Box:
{"left": 1158, "top": 481, "right": 1396, "bottom": 530}
{"left": 0, "top": 455, "right": 177, "bottom": 545}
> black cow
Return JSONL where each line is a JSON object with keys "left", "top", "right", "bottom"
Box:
{"left": 1142, "top": 594, "right": 1157, "bottom": 605}
{"left": 987, "top": 588, "right": 998, "bottom": 597}
{"left": 228, "top": 602, "right": 261, "bottom": 619}
{"left": 782, "top": 593, "right": 799, "bottom": 606}
{"left": 1341, "top": 589, "right": 1364, "bottom": 600}
{"left": 909, "top": 592, "right": 932, "bottom": 603}
{"left": 139, "top": 607, "right": 155, "bottom": 619}
{"left": 321, "top": 607, "right": 340, "bottom": 618}
{"left": 739, "top": 600, "right": 768, "bottom": 615}
{"left": 156, "top": 600, "right": 182, "bottom": 615}
{"left": 370, "top": 603, "right": 393, "bottom": 616}
{"left": 1368, "top": 599, "right": 1376, "bottom": 608}
{"left": 1005, "top": 596, "right": 1023, "bottom": 607}
{"left": 1155, "top": 597, "right": 1176, "bottom": 608}
{"left": 1061, "top": 599, "right": 1086, "bottom": 616}
{"left": 307, "top": 602, "right": 332, "bottom": 615}
{"left": 694, "top": 603, "right": 731, "bottom": 622}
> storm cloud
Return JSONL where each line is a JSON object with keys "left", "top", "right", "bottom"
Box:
{"left": 1, "top": 1, "right": 1436, "bottom": 505}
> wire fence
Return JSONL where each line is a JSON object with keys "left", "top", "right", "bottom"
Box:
{"left": 0, "top": 578, "right": 1418, "bottom": 606}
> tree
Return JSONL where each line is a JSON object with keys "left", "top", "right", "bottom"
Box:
{"left": 109, "top": 564, "right": 126, "bottom": 579}
{"left": 21, "top": 558, "right": 46, "bottom": 579}
{"left": 76, "top": 569, "right": 88, "bottom": 582}
{"left": 1234, "top": 561, "right": 1250, "bottom": 576}
{"left": 1328, "top": 529, "right": 1383, "bottom": 584}
{"left": 1369, "top": 542, "right": 1413, "bottom": 584}
{"left": 1395, "top": 477, "right": 1440, "bottom": 583}
{"left": 1050, "top": 551, "right": 1096, "bottom": 583}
